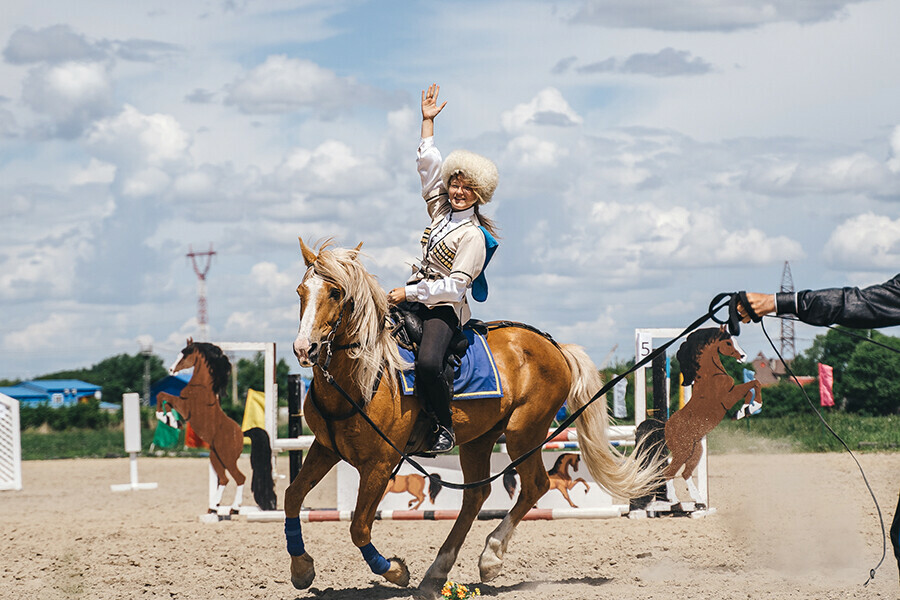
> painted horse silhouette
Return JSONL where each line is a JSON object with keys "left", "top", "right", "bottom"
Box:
{"left": 157, "top": 339, "right": 276, "bottom": 514}
{"left": 381, "top": 473, "right": 443, "bottom": 510}
{"left": 662, "top": 326, "right": 762, "bottom": 507}
{"left": 284, "top": 239, "right": 663, "bottom": 599}
{"left": 500, "top": 453, "right": 590, "bottom": 508}
{"left": 547, "top": 453, "right": 590, "bottom": 508}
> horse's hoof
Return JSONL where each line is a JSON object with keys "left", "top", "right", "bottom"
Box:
{"left": 382, "top": 557, "right": 410, "bottom": 587}
{"left": 479, "top": 538, "right": 503, "bottom": 582}
{"left": 416, "top": 577, "right": 444, "bottom": 600}
{"left": 290, "top": 553, "right": 315, "bottom": 590}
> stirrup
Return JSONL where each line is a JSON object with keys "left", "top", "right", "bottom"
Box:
{"left": 429, "top": 426, "right": 455, "bottom": 454}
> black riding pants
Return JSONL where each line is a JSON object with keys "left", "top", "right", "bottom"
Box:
{"left": 415, "top": 305, "right": 459, "bottom": 428}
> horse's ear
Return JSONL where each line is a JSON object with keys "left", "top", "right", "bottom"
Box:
{"left": 350, "top": 241, "right": 363, "bottom": 260}
{"left": 186, "top": 337, "right": 193, "bottom": 346}
{"left": 719, "top": 325, "right": 727, "bottom": 334}
{"left": 299, "top": 237, "right": 317, "bottom": 267}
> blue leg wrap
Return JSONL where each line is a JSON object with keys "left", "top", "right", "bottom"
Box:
{"left": 285, "top": 517, "right": 305, "bottom": 556}
{"left": 360, "top": 542, "right": 390, "bottom": 575}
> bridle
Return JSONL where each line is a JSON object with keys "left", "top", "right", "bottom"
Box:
{"left": 304, "top": 296, "right": 365, "bottom": 463}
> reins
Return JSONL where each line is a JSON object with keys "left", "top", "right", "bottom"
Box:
{"left": 312, "top": 294, "right": 734, "bottom": 492}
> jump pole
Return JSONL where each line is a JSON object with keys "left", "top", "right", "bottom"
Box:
{"left": 247, "top": 506, "right": 626, "bottom": 523}
{"left": 111, "top": 393, "right": 157, "bottom": 492}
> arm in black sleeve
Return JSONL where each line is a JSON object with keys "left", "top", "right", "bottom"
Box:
{"left": 775, "top": 274, "right": 900, "bottom": 328}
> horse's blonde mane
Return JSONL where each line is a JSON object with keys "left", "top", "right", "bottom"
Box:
{"left": 311, "top": 243, "right": 410, "bottom": 397}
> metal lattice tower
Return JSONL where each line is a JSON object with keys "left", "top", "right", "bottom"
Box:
{"left": 780, "top": 261, "right": 795, "bottom": 360}
{"left": 187, "top": 244, "right": 216, "bottom": 341}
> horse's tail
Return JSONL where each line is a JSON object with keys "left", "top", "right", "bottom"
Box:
{"left": 503, "top": 469, "right": 518, "bottom": 499}
{"left": 560, "top": 344, "right": 664, "bottom": 500}
{"left": 428, "top": 474, "right": 443, "bottom": 503}
{"left": 245, "top": 427, "right": 277, "bottom": 511}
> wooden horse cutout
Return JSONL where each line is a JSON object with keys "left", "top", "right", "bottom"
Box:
{"left": 547, "top": 453, "right": 590, "bottom": 508}
{"left": 662, "top": 326, "right": 761, "bottom": 507}
{"left": 381, "top": 473, "right": 443, "bottom": 510}
{"left": 157, "top": 339, "right": 276, "bottom": 514}
{"left": 283, "top": 239, "right": 662, "bottom": 599}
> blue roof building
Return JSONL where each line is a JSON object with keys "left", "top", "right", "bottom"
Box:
{"left": 150, "top": 373, "right": 191, "bottom": 408}
{"left": 0, "top": 380, "right": 103, "bottom": 408}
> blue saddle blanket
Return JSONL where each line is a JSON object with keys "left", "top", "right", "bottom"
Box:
{"left": 399, "top": 328, "right": 503, "bottom": 400}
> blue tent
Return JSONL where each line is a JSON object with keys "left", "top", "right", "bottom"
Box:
{"left": 150, "top": 373, "right": 191, "bottom": 408}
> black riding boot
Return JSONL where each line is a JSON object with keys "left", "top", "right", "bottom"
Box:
{"left": 415, "top": 305, "right": 458, "bottom": 454}
{"left": 418, "top": 367, "right": 455, "bottom": 454}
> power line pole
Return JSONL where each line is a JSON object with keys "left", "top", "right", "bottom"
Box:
{"left": 780, "top": 261, "right": 796, "bottom": 362}
{"left": 187, "top": 244, "right": 216, "bottom": 341}
{"left": 140, "top": 341, "right": 152, "bottom": 407}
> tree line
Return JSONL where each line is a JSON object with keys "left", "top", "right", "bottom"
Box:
{"left": 9, "top": 351, "right": 293, "bottom": 430}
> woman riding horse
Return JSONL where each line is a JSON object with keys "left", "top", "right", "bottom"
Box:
{"left": 387, "top": 83, "right": 500, "bottom": 454}
{"left": 286, "top": 240, "right": 662, "bottom": 599}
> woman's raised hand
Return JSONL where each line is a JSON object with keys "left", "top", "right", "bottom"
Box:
{"left": 421, "top": 83, "right": 447, "bottom": 121}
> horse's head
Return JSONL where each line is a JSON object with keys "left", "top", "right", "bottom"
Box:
{"left": 678, "top": 326, "right": 748, "bottom": 386}
{"left": 293, "top": 237, "right": 364, "bottom": 367}
{"left": 714, "top": 325, "right": 747, "bottom": 361}
{"left": 169, "top": 338, "right": 198, "bottom": 374}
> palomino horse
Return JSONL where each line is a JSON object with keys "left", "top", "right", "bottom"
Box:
{"left": 662, "top": 326, "right": 761, "bottom": 507}
{"left": 382, "top": 473, "right": 443, "bottom": 510}
{"left": 158, "top": 339, "right": 276, "bottom": 514}
{"left": 547, "top": 453, "right": 590, "bottom": 508}
{"left": 284, "top": 239, "right": 661, "bottom": 599}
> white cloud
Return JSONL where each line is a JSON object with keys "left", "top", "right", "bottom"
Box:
{"left": 742, "top": 149, "right": 897, "bottom": 196}
{"left": 71, "top": 158, "right": 116, "bottom": 185}
{"left": 547, "top": 201, "right": 805, "bottom": 273}
{"left": 3, "top": 313, "right": 73, "bottom": 351}
{"left": 824, "top": 213, "right": 900, "bottom": 270}
{"left": 3, "top": 25, "right": 105, "bottom": 64}
{"left": 569, "top": 0, "right": 868, "bottom": 32}
{"left": 501, "top": 88, "right": 583, "bottom": 133}
{"left": 21, "top": 61, "right": 114, "bottom": 137}
{"left": 86, "top": 104, "right": 190, "bottom": 167}
{"left": 888, "top": 125, "right": 900, "bottom": 173}
{"left": 275, "top": 140, "right": 392, "bottom": 196}
{"left": 250, "top": 261, "right": 294, "bottom": 299}
{"left": 0, "top": 238, "right": 90, "bottom": 301}
{"left": 225, "top": 55, "right": 382, "bottom": 116}
{"left": 552, "top": 309, "right": 619, "bottom": 354}
{"left": 505, "top": 135, "right": 567, "bottom": 168}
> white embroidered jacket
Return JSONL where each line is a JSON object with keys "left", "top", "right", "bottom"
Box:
{"left": 404, "top": 137, "right": 487, "bottom": 324}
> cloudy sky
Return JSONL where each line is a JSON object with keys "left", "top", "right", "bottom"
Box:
{"left": 2, "top": 0, "right": 899, "bottom": 381}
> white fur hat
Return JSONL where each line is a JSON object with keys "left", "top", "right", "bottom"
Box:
{"left": 441, "top": 150, "right": 499, "bottom": 204}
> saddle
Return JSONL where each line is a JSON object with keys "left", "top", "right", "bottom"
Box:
{"left": 389, "top": 302, "right": 488, "bottom": 367}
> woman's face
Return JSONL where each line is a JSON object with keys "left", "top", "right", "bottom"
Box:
{"left": 448, "top": 175, "right": 478, "bottom": 211}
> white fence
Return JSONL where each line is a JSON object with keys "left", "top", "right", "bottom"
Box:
{"left": 0, "top": 393, "right": 22, "bottom": 491}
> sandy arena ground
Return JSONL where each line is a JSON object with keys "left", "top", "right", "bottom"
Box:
{"left": 2, "top": 450, "right": 900, "bottom": 600}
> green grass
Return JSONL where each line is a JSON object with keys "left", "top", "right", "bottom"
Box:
{"left": 21, "top": 428, "right": 149, "bottom": 460}
{"left": 20, "top": 413, "right": 900, "bottom": 460}
{"left": 709, "top": 413, "right": 900, "bottom": 454}
{"left": 21, "top": 428, "right": 213, "bottom": 460}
